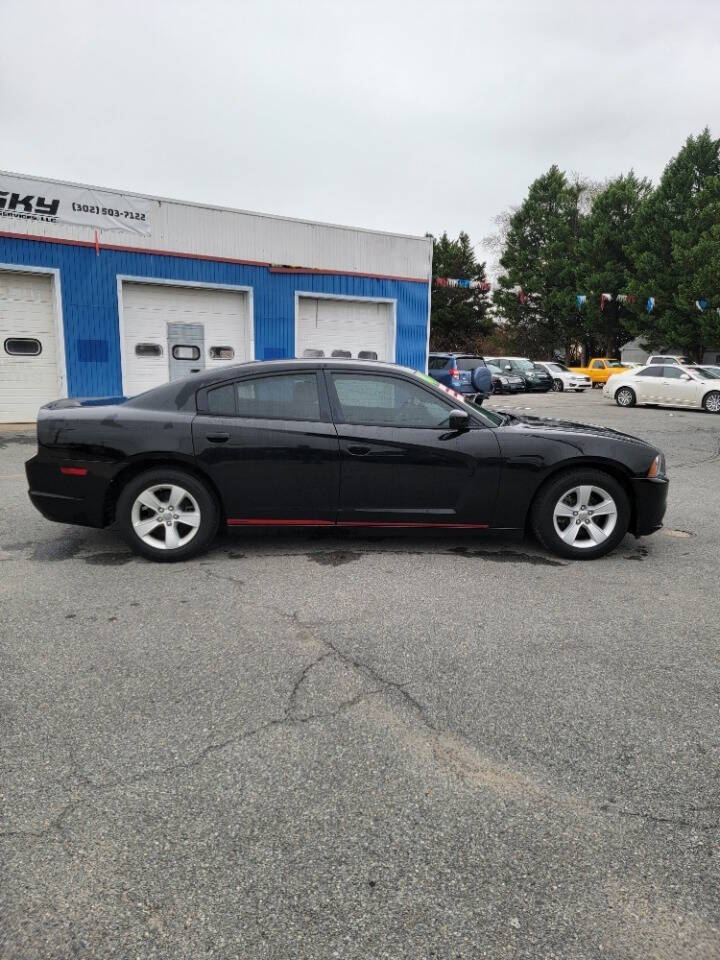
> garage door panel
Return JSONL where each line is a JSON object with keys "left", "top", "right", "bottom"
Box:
{"left": 296, "top": 297, "right": 394, "bottom": 362}
{"left": 0, "top": 271, "right": 59, "bottom": 422}
{"left": 122, "top": 282, "right": 251, "bottom": 397}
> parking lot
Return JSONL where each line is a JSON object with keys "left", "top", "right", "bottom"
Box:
{"left": 1, "top": 389, "right": 719, "bottom": 960}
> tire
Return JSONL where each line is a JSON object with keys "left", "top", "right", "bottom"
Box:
{"left": 552, "top": 378, "right": 564, "bottom": 392}
{"left": 471, "top": 366, "right": 489, "bottom": 393}
{"left": 703, "top": 390, "right": 720, "bottom": 413}
{"left": 615, "top": 386, "right": 636, "bottom": 408}
{"left": 116, "top": 467, "right": 219, "bottom": 562}
{"left": 531, "top": 469, "right": 630, "bottom": 561}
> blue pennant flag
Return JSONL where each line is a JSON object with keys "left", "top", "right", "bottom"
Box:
{"left": 646, "top": 297, "right": 655, "bottom": 313}
{"left": 576, "top": 294, "right": 586, "bottom": 309}
{"left": 696, "top": 298, "right": 708, "bottom": 311}
{"left": 457, "top": 278, "right": 470, "bottom": 288}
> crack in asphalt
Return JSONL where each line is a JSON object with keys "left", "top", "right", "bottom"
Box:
{"left": 618, "top": 810, "right": 720, "bottom": 831}
{"left": 2, "top": 602, "right": 718, "bottom": 845}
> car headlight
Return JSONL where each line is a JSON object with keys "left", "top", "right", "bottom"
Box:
{"left": 647, "top": 454, "right": 666, "bottom": 478}
{"left": 500, "top": 376, "right": 509, "bottom": 384}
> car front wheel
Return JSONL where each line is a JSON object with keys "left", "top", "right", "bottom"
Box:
{"left": 531, "top": 470, "right": 630, "bottom": 560}
{"left": 116, "top": 467, "right": 219, "bottom": 561}
{"left": 552, "top": 378, "right": 563, "bottom": 392}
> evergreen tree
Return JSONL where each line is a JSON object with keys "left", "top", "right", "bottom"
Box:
{"left": 628, "top": 129, "right": 720, "bottom": 358}
{"left": 577, "top": 172, "right": 653, "bottom": 357}
{"left": 429, "top": 231, "right": 493, "bottom": 350}
{"left": 493, "top": 166, "right": 584, "bottom": 358}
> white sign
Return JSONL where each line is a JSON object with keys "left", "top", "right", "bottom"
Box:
{"left": 0, "top": 173, "right": 153, "bottom": 236}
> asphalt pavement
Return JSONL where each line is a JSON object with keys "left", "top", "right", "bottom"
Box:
{"left": 1, "top": 389, "right": 719, "bottom": 959}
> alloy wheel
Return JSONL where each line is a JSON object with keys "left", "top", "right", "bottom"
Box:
{"left": 552, "top": 484, "right": 618, "bottom": 549}
{"left": 617, "top": 388, "right": 634, "bottom": 407}
{"left": 130, "top": 484, "right": 201, "bottom": 550}
{"left": 705, "top": 392, "right": 720, "bottom": 413}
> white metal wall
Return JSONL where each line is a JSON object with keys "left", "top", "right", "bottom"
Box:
{"left": 1, "top": 171, "right": 433, "bottom": 281}
{"left": 0, "top": 270, "right": 61, "bottom": 422}
{"left": 120, "top": 281, "right": 252, "bottom": 397}
{"left": 296, "top": 296, "right": 394, "bottom": 361}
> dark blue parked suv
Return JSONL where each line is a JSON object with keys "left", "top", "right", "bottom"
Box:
{"left": 427, "top": 353, "right": 493, "bottom": 402}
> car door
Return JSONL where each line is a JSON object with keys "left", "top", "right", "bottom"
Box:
{"left": 632, "top": 366, "right": 662, "bottom": 401}
{"left": 326, "top": 369, "right": 501, "bottom": 527}
{"left": 192, "top": 370, "right": 340, "bottom": 523}
{"left": 653, "top": 365, "right": 689, "bottom": 405}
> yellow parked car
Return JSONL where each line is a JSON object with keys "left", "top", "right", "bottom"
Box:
{"left": 568, "top": 358, "right": 631, "bottom": 388}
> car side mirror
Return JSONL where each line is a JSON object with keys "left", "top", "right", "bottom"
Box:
{"left": 448, "top": 409, "right": 470, "bottom": 431}
{"left": 680, "top": 373, "right": 691, "bottom": 380}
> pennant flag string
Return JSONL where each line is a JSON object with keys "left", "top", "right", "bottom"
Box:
{"left": 433, "top": 278, "right": 715, "bottom": 313}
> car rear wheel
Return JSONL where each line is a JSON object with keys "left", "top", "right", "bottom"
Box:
{"left": 703, "top": 391, "right": 720, "bottom": 413}
{"left": 531, "top": 470, "right": 630, "bottom": 560}
{"left": 552, "top": 378, "right": 563, "bottom": 392}
{"left": 116, "top": 467, "right": 219, "bottom": 562}
{"left": 615, "top": 386, "right": 636, "bottom": 408}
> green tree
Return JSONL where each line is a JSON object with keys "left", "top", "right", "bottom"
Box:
{"left": 577, "top": 172, "right": 653, "bottom": 358}
{"left": 628, "top": 129, "right": 720, "bottom": 358}
{"left": 493, "top": 166, "right": 585, "bottom": 359}
{"left": 429, "top": 231, "right": 493, "bottom": 350}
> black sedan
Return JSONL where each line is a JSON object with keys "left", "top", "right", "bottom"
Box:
{"left": 26, "top": 359, "right": 668, "bottom": 562}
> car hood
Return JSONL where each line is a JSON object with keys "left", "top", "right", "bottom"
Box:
{"left": 499, "top": 412, "right": 655, "bottom": 448}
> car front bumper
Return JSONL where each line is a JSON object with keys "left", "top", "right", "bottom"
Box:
{"left": 630, "top": 476, "right": 669, "bottom": 536}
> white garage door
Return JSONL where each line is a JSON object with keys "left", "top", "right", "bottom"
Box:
{"left": 0, "top": 271, "right": 61, "bottom": 423}
{"left": 296, "top": 297, "right": 394, "bottom": 362}
{"left": 121, "top": 282, "right": 252, "bottom": 397}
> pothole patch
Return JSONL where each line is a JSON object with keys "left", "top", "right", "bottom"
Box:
{"left": 663, "top": 528, "right": 694, "bottom": 539}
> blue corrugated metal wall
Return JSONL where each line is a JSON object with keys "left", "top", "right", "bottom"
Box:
{"left": 0, "top": 237, "right": 429, "bottom": 396}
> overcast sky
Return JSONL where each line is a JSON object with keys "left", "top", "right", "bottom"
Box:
{"left": 3, "top": 0, "right": 719, "bottom": 267}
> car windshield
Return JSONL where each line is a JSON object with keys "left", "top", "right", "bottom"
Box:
{"left": 607, "top": 360, "right": 624, "bottom": 368}
{"left": 545, "top": 362, "right": 569, "bottom": 372}
{"left": 691, "top": 366, "right": 720, "bottom": 379}
{"left": 514, "top": 358, "right": 535, "bottom": 371}
{"left": 414, "top": 372, "right": 505, "bottom": 426}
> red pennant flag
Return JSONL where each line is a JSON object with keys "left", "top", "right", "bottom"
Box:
{"left": 435, "top": 276, "right": 448, "bottom": 286}
{"left": 480, "top": 281, "right": 491, "bottom": 292}
{"left": 518, "top": 288, "right": 527, "bottom": 304}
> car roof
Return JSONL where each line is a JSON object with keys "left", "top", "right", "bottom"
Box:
{"left": 124, "top": 357, "right": 422, "bottom": 410}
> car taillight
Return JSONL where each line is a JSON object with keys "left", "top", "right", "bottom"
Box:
{"left": 448, "top": 368, "right": 460, "bottom": 378}
{"left": 60, "top": 466, "right": 88, "bottom": 476}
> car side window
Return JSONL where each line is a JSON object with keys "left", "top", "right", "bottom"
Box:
{"left": 206, "top": 373, "right": 322, "bottom": 420}
{"left": 428, "top": 356, "right": 448, "bottom": 370}
{"left": 591, "top": 360, "right": 604, "bottom": 369}
{"left": 662, "top": 366, "right": 684, "bottom": 379}
{"left": 331, "top": 373, "right": 455, "bottom": 428}
{"left": 234, "top": 373, "right": 321, "bottom": 420}
{"left": 207, "top": 383, "right": 236, "bottom": 415}
{"left": 635, "top": 367, "right": 662, "bottom": 377}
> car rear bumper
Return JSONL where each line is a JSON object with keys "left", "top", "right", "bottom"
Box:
{"left": 630, "top": 476, "right": 669, "bottom": 536}
{"left": 26, "top": 454, "right": 110, "bottom": 528}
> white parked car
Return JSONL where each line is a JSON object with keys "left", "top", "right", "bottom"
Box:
{"left": 534, "top": 361, "right": 592, "bottom": 392}
{"left": 603, "top": 363, "right": 720, "bottom": 413}
{"left": 646, "top": 354, "right": 692, "bottom": 365}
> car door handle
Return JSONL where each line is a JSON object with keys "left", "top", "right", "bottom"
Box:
{"left": 347, "top": 444, "right": 371, "bottom": 456}
{"left": 206, "top": 432, "right": 230, "bottom": 443}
